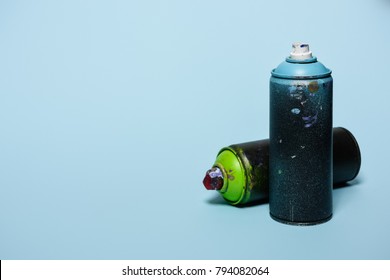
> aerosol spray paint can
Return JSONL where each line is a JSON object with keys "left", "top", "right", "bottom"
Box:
{"left": 203, "top": 127, "right": 360, "bottom": 206}
{"left": 269, "top": 43, "right": 333, "bottom": 225}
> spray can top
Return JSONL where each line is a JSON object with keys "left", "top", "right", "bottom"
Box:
{"left": 271, "top": 42, "right": 332, "bottom": 79}
{"left": 289, "top": 43, "right": 313, "bottom": 60}
{"left": 203, "top": 147, "right": 249, "bottom": 204}
{"left": 203, "top": 167, "right": 224, "bottom": 190}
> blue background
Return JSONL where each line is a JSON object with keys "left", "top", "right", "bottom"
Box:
{"left": 1, "top": 0, "right": 389, "bottom": 259}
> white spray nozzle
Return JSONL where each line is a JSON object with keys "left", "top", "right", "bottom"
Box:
{"left": 290, "top": 42, "right": 313, "bottom": 60}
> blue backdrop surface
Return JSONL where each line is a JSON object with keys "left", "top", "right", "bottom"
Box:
{"left": 1, "top": 0, "right": 389, "bottom": 259}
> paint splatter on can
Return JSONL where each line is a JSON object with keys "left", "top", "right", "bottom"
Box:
{"left": 269, "top": 43, "right": 333, "bottom": 225}
{"left": 203, "top": 127, "right": 360, "bottom": 206}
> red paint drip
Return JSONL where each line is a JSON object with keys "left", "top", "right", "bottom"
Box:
{"left": 203, "top": 169, "right": 224, "bottom": 190}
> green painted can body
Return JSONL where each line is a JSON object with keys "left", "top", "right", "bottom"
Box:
{"left": 214, "top": 140, "right": 269, "bottom": 205}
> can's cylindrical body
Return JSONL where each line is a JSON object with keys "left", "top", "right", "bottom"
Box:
{"left": 209, "top": 127, "right": 359, "bottom": 206}
{"left": 269, "top": 46, "right": 333, "bottom": 225}
{"left": 219, "top": 139, "right": 270, "bottom": 205}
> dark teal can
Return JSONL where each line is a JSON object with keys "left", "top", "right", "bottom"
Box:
{"left": 269, "top": 43, "right": 333, "bottom": 225}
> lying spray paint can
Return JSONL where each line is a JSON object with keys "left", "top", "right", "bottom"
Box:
{"left": 269, "top": 43, "right": 333, "bottom": 225}
{"left": 203, "top": 127, "right": 360, "bottom": 206}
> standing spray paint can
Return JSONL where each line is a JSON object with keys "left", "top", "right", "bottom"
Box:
{"left": 269, "top": 43, "right": 333, "bottom": 225}
{"left": 203, "top": 127, "right": 360, "bottom": 206}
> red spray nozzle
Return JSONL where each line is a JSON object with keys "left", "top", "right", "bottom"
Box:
{"left": 203, "top": 167, "right": 224, "bottom": 190}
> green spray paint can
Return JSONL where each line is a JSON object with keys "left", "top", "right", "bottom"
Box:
{"left": 203, "top": 127, "right": 361, "bottom": 206}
